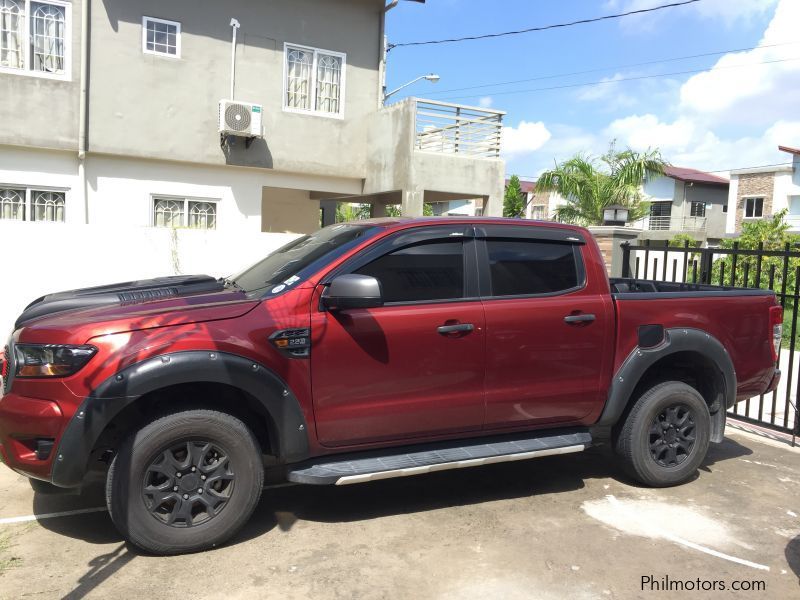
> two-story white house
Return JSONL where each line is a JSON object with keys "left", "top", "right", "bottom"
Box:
{"left": 0, "top": 0, "right": 505, "bottom": 235}
{"left": 725, "top": 145, "right": 800, "bottom": 234}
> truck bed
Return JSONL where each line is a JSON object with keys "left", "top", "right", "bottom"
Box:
{"left": 609, "top": 278, "right": 776, "bottom": 299}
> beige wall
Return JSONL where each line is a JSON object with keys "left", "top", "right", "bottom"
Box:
{"left": 88, "top": 0, "right": 382, "bottom": 176}
{"left": 0, "top": 0, "right": 83, "bottom": 150}
{"left": 261, "top": 187, "right": 321, "bottom": 234}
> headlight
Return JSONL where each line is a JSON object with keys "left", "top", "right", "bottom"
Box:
{"left": 14, "top": 344, "right": 97, "bottom": 378}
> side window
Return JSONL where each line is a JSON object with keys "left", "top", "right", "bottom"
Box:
{"left": 355, "top": 241, "right": 464, "bottom": 303}
{"left": 486, "top": 240, "right": 580, "bottom": 297}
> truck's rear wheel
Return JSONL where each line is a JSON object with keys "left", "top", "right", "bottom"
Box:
{"left": 106, "top": 409, "right": 264, "bottom": 555}
{"left": 614, "top": 381, "right": 710, "bottom": 487}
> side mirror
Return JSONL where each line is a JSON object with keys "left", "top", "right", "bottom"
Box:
{"left": 322, "top": 274, "right": 383, "bottom": 311}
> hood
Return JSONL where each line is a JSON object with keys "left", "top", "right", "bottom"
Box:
{"left": 14, "top": 275, "right": 260, "bottom": 344}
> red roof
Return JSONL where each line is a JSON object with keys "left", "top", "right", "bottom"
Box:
{"left": 662, "top": 166, "right": 729, "bottom": 186}
{"left": 506, "top": 178, "right": 536, "bottom": 193}
{"left": 779, "top": 145, "right": 800, "bottom": 156}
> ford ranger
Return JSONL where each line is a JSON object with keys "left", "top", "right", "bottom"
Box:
{"left": 0, "top": 218, "right": 782, "bottom": 554}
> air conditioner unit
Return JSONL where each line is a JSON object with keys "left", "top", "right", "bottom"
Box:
{"left": 218, "top": 100, "right": 263, "bottom": 138}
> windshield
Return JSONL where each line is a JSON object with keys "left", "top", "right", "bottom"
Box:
{"left": 231, "top": 223, "right": 380, "bottom": 294}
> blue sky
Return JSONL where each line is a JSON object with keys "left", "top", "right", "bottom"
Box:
{"left": 385, "top": 0, "right": 800, "bottom": 179}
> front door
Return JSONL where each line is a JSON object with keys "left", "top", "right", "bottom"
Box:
{"left": 311, "top": 231, "right": 485, "bottom": 447}
{"left": 479, "top": 231, "right": 613, "bottom": 428}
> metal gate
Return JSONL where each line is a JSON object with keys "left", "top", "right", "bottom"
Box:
{"left": 621, "top": 240, "right": 800, "bottom": 445}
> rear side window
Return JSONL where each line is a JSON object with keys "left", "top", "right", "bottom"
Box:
{"left": 356, "top": 241, "right": 464, "bottom": 303}
{"left": 486, "top": 240, "right": 580, "bottom": 296}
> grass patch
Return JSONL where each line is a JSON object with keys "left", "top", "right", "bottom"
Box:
{"left": 0, "top": 532, "right": 21, "bottom": 576}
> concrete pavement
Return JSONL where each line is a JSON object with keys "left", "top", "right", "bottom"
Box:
{"left": 0, "top": 426, "right": 797, "bottom": 599}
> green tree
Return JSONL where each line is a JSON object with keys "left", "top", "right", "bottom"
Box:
{"left": 535, "top": 145, "right": 668, "bottom": 226}
{"left": 712, "top": 209, "right": 800, "bottom": 290}
{"left": 384, "top": 203, "right": 435, "bottom": 217}
{"left": 504, "top": 175, "right": 526, "bottom": 218}
{"left": 711, "top": 210, "right": 800, "bottom": 348}
{"left": 335, "top": 203, "right": 371, "bottom": 223}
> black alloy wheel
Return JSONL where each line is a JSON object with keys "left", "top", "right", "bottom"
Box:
{"left": 143, "top": 440, "right": 235, "bottom": 528}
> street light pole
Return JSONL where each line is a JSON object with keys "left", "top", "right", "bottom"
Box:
{"left": 383, "top": 74, "right": 440, "bottom": 103}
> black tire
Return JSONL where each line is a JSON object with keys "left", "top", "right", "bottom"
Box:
{"left": 106, "top": 409, "right": 264, "bottom": 555}
{"left": 614, "top": 381, "right": 710, "bottom": 487}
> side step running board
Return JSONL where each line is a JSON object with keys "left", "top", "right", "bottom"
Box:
{"left": 287, "top": 428, "right": 592, "bottom": 486}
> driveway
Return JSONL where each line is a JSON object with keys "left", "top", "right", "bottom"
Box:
{"left": 0, "top": 427, "right": 797, "bottom": 599}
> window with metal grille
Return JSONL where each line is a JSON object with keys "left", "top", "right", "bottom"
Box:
{"left": 153, "top": 197, "right": 217, "bottom": 230}
{"left": 744, "top": 197, "right": 764, "bottom": 219}
{"left": 142, "top": 16, "right": 180, "bottom": 58}
{"left": 284, "top": 43, "right": 345, "bottom": 118}
{"left": 690, "top": 201, "right": 706, "bottom": 217}
{"left": 0, "top": 187, "right": 65, "bottom": 222}
{"left": 0, "top": 0, "right": 68, "bottom": 77}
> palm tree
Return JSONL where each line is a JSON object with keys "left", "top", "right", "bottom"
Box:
{"left": 535, "top": 146, "right": 668, "bottom": 226}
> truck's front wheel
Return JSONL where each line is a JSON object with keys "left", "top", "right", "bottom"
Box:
{"left": 106, "top": 409, "right": 264, "bottom": 555}
{"left": 614, "top": 381, "right": 710, "bottom": 487}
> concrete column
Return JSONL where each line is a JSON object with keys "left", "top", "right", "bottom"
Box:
{"left": 371, "top": 202, "right": 387, "bottom": 218}
{"left": 587, "top": 226, "right": 642, "bottom": 277}
{"left": 483, "top": 192, "right": 503, "bottom": 217}
{"left": 320, "top": 200, "right": 337, "bottom": 227}
{"left": 401, "top": 189, "right": 424, "bottom": 217}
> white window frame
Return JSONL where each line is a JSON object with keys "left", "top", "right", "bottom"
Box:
{"left": 141, "top": 16, "right": 181, "bottom": 59}
{"left": 0, "top": 0, "right": 72, "bottom": 80}
{"left": 150, "top": 195, "right": 219, "bottom": 230}
{"left": 283, "top": 42, "right": 346, "bottom": 120}
{"left": 0, "top": 184, "right": 67, "bottom": 222}
{"left": 743, "top": 196, "right": 764, "bottom": 220}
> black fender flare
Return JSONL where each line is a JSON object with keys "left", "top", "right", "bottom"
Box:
{"left": 596, "top": 328, "right": 736, "bottom": 442}
{"left": 50, "top": 351, "right": 309, "bottom": 488}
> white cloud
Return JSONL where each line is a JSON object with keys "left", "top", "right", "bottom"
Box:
{"left": 604, "top": 114, "right": 695, "bottom": 152}
{"left": 679, "top": 0, "right": 800, "bottom": 119}
{"left": 576, "top": 73, "right": 637, "bottom": 109}
{"left": 478, "top": 96, "right": 493, "bottom": 108}
{"left": 502, "top": 120, "right": 552, "bottom": 157}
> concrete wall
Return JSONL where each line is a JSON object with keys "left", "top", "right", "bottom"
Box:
{"left": 684, "top": 183, "right": 728, "bottom": 240}
{"left": 88, "top": 0, "right": 382, "bottom": 176}
{"left": 0, "top": 219, "right": 298, "bottom": 340}
{"left": 0, "top": 0, "right": 83, "bottom": 150}
{"left": 363, "top": 99, "right": 506, "bottom": 216}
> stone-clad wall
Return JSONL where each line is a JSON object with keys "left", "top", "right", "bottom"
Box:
{"left": 735, "top": 173, "right": 775, "bottom": 232}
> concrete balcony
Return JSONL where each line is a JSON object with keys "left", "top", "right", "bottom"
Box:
{"left": 414, "top": 100, "right": 504, "bottom": 159}
{"left": 634, "top": 216, "right": 708, "bottom": 232}
{"left": 359, "top": 97, "right": 507, "bottom": 217}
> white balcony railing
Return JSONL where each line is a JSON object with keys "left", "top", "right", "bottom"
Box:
{"left": 634, "top": 216, "right": 707, "bottom": 232}
{"left": 414, "top": 99, "right": 505, "bottom": 159}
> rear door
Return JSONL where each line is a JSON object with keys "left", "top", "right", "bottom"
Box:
{"left": 310, "top": 226, "right": 486, "bottom": 446}
{"left": 478, "top": 226, "right": 613, "bottom": 428}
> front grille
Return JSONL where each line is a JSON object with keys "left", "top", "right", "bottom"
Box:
{"left": 1, "top": 345, "right": 10, "bottom": 396}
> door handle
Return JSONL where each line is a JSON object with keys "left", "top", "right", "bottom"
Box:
{"left": 564, "top": 314, "right": 596, "bottom": 324}
{"left": 437, "top": 323, "right": 474, "bottom": 335}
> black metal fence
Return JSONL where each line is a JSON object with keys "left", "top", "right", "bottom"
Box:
{"left": 621, "top": 240, "right": 799, "bottom": 445}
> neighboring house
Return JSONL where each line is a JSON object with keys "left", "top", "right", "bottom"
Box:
{"left": 726, "top": 145, "right": 800, "bottom": 234}
{"left": 633, "top": 166, "right": 729, "bottom": 245}
{"left": 0, "top": 0, "right": 505, "bottom": 236}
{"left": 506, "top": 178, "right": 557, "bottom": 220}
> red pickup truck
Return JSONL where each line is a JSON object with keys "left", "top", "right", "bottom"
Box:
{"left": 0, "top": 218, "right": 782, "bottom": 554}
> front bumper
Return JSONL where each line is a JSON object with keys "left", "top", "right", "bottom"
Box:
{"left": 0, "top": 391, "right": 63, "bottom": 482}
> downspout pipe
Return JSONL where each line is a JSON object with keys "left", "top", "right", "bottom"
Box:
{"left": 230, "top": 18, "right": 240, "bottom": 100}
{"left": 78, "top": 0, "right": 90, "bottom": 223}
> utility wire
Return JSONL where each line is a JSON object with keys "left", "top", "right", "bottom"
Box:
{"left": 388, "top": 0, "right": 701, "bottom": 50}
{"left": 424, "top": 41, "right": 800, "bottom": 97}
{"left": 512, "top": 162, "right": 795, "bottom": 180}
{"left": 441, "top": 56, "right": 800, "bottom": 101}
